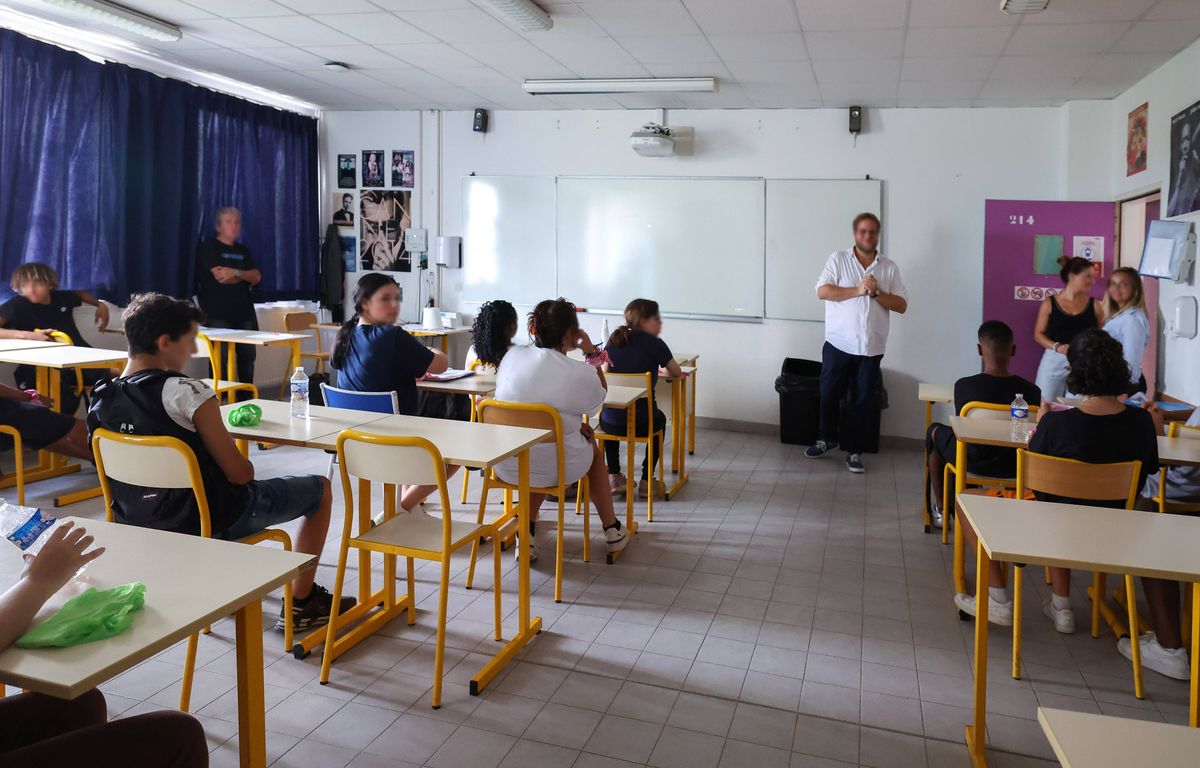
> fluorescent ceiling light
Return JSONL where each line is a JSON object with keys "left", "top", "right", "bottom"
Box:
{"left": 38, "top": 0, "right": 181, "bottom": 42}
{"left": 523, "top": 77, "right": 717, "bottom": 95}
{"left": 1000, "top": 0, "right": 1050, "bottom": 13}
{"left": 475, "top": 0, "right": 552, "bottom": 32}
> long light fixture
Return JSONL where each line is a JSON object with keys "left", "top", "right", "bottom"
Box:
{"left": 523, "top": 77, "right": 717, "bottom": 95}
{"left": 38, "top": 0, "right": 181, "bottom": 42}
{"left": 1000, "top": 0, "right": 1051, "bottom": 13}
{"left": 475, "top": 0, "right": 552, "bottom": 32}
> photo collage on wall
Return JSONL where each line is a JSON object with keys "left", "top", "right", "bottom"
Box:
{"left": 332, "top": 148, "right": 417, "bottom": 274}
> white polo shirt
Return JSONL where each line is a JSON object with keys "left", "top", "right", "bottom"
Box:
{"left": 815, "top": 247, "right": 907, "bottom": 358}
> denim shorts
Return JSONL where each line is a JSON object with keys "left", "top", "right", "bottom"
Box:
{"left": 218, "top": 475, "right": 325, "bottom": 541}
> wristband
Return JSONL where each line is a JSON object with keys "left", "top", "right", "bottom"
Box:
{"left": 227, "top": 403, "right": 262, "bottom": 427}
{"left": 584, "top": 348, "right": 610, "bottom": 368}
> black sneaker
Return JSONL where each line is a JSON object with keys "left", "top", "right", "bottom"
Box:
{"left": 805, "top": 440, "right": 837, "bottom": 458}
{"left": 276, "top": 584, "right": 356, "bottom": 632}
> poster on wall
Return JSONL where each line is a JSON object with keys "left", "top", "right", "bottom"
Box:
{"left": 361, "top": 150, "right": 384, "bottom": 187}
{"left": 360, "top": 190, "right": 411, "bottom": 273}
{"left": 332, "top": 192, "right": 354, "bottom": 225}
{"left": 337, "top": 229, "right": 356, "bottom": 273}
{"left": 337, "top": 154, "right": 356, "bottom": 189}
{"left": 391, "top": 150, "right": 415, "bottom": 188}
{"left": 1127, "top": 103, "right": 1148, "bottom": 177}
{"left": 1167, "top": 99, "right": 1200, "bottom": 217}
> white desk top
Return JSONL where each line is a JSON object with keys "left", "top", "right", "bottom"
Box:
{"left": 417, "top": 373, "right": 498, "bottom": 397}
{"left": 604, "top": 385, "right": 648, "bottom": 410}
{"left": 403, "top": 326, "right": 471, "bottom": 338}
{"left": 673, "top": 352, "right": 699, "bottom": 365}
{"left": 918, "top": 382, "right": 953, "bottom": 403}
{"left": 1160, "top": 435, "right": 1200, "bottom": 468}
{"left": 221, "top": 400, "right": 389, "bottom": 447}
{"left": 337, "top": 414, "right": 549, "bottom": 468}
{"left": 1038, "top": 707, "right": 1200, "bottom": 768}
{"left": 0, "top": 339, "right": 66, "bottom": 352}
{"left": 0, "top": 345, "right": 127, "bottom": 369}
{"left": 949, "top": 415, "right": 1023, "bottom": 448}
{"left": 0, "top": 518, "right": 313, "bottom": 699}
{"left": 201, "top": 329, "right": 309, "bottom": 346}
{"left": 957, "top": 494, "right": 1200, "bottom": 581}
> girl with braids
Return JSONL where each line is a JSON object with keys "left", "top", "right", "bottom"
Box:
{"left": 491, "top": 297, "right": 627, "bottom": 559}
{"left": 600, "top": 298, "right": 682, "bottom": 499}
{"left": 330, "top": 273, "right": 459, "bottom": 510}
{"left": 466, "top": 299, "right": 518, "bottom": 372}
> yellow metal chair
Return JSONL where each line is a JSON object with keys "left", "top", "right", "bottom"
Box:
{"left": 1153, "top": 422, "right": 1200, "bottom": 514}
{"left": 276, "top": 312, "right": 328, "bottom": 399}
{"left": 466, "top": 400, "right": 590, "bottom": 603}
{"left": 195, "top": 333, "right": 259, "bottom": 404}
{"left": 91, "top": 429, "right": 293, "bottom": 713}
{"left": 460, "top": 359, "right": 491, "bottom": 504}
{"left": 1011, "top": 450, "right": 1142, "bottom": 693}
{"left": 0, "top": 426, "right": 26, "bottom": 505}
{"left": 595, "top": 371, "right": 665, "bottom": 524}
{"left": 41, "top": 330, "right": 86, "bottom": 398}
{"left": 319, "top": 430, "right": 501, "bottom": 709}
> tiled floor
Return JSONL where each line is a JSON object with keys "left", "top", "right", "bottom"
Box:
{"left": 22, "top": 427, "right": 1192, "bottom": 767}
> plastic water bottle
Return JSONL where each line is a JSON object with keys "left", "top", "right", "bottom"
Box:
{"left": 1010, "top": 394, "right": 1030, "bottom": 442}
{"left": 601, "top": 318, "right": 610, "bottom": 345}
{"left": 290, "top": 367, "right": 309, "bottom": 419}
{"left": 0, "top": 500, "right": 57, "bottom": 555}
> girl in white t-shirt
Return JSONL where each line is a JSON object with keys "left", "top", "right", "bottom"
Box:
{"left": 482, "top": 298, "right": 627, "bottom": 558}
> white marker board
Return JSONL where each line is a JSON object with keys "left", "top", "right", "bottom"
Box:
{"left": 461, "top": 175, "right": 556, "bottom": 307}
{"left": 765, "top": 178, "right": 882, "bottom": 321}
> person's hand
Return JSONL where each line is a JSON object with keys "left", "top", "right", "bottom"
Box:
{"left": 211, "top": 266, "right": 239, "bottom": 285}
{"left": 861, "top": 275, "right": 878, "bottom": 296}
{"left": 22, "top": 330, "right": 53, "bottom": 342}
{"left": 93, "top": 302, "right": 109, "bottom": 330}
{"left": 577, "top": 328, "right": 597, "bottom": 355}
{"left": 21, "top": 522, "right": 104, "bottom": 598}
{"left": 579, "top": 423, "right": 594, "bottom": 440}
{"left": 1145, "top": 403, "right": 1167, "bottom": 436}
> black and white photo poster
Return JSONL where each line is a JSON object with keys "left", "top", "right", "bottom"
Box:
{"left": 1168, "top": 98, "right": 1200, "bottom": 218}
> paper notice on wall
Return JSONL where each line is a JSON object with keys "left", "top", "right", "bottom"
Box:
{"left": 1073, "top": 236, "right": 1104, "bottom": 265}
{"left": 1142, "top": 237, "right": 1175, "bottom": 277}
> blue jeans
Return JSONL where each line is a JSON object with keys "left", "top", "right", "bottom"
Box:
{"left": 818, "top": 341, "right": 883, "bottom": 455}
{"left": 218, "top": 475, "right": 325, "bottom": 541}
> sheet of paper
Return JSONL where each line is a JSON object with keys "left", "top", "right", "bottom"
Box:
{"left": 424, "top": 369, "right": 475, "bottom": 382}
{"left": 1142, "top": 237, "right": 1175, "bottom": 277}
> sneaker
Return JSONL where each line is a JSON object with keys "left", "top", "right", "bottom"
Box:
{"left": 1042, "top": 600, "right": 1076, "bottom": 634}
{"left": 1118, "top": 632, "right": 1190, "bottom": 681}
{"left": 277, "top": 584, "right": 356, "bottom": 632}
{"left": 638, "top": 478, "right": 662, "bottom": 499}
{"left": 608, "top": 473, "right": 627, "bottom": 498}
{"left": 931, "top": 505, "right": 944, "bottom": 529}
{"left": 605, "top": 520, "right": 628, "bottom": 555}
{"left": 953, "top": 592, "right": 1014, "bottom": 626}
{"left": 846, "top": 454, "right": 865, "bottom": 474}
{"left": 805, "top": 440, "right": 837, "bottom": 459}
{"left": 514, "top": 535, "right": 539, "bottom": 563}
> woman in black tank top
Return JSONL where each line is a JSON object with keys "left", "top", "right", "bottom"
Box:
{"left": 1033, "top": 257, "right": 1104, "bottom": 403}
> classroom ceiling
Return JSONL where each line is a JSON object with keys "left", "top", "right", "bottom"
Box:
{"left": 20, "top": 0, "right": 1200, "bottom": 110}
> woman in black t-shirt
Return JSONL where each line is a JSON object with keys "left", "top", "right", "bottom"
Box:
{"left": 1028, "top": 329, "right": 1159, "bottom": 635}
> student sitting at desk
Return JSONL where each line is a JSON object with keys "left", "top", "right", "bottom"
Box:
{"left": 1027, "top": 329, "right": 1159, "bottom": 635}
{"left": 0, "top": 262, "right": 114, "bottom": 416}
{"left": 466, "top": 299, "right": 518, "bottom": 373}
{"left": 1102, "top": 267, "right": 1150, "bottom": 398}
{"left": 600, "top": 299, "right": 682, "bottom": 500}
{"left": 88, "top": 294, "right": 353, "bottom": 632}
{"left": 330, "top": 273, "right": 459, "bottom": 511}
{"left": 0, "top": 522, "right": 208, "bottom": 767}
{"left": 488, "top": 298, "right": 628, "bottom": 559}
{"left": 0, "top": 381, "right": 92, "bottom": 462}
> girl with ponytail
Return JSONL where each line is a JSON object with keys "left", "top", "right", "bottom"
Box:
{"left": 467, "top": 299, "right": 518, "bottom": 371}
{"left": 600, "top": 299, "right": 682, "bottom": 499}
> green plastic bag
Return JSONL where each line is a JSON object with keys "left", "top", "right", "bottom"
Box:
{"left": 17, "top": 583, "right": 146, "bottom": 649}
{"left": 227, "top": 403, "right": 262, "bottom": 427}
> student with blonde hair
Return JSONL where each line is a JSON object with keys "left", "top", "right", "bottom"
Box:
{"left": 1102, "top": 266, "right": 1150, "bottom": 397}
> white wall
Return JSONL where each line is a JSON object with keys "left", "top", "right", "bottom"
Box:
{"left": 321, "top": 106, "right": 1066, "bottom": 438}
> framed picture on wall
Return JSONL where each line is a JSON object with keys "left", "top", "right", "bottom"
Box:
{"left": 392, "top": 150, "right": 415, "bottom": 188}
{"left": 332, "top": 192, "right": 354, "bottom": 225}
{"left": 361, "top": 150, "right": 384, "bottom": 187}
{"left": 1168, "top": 99, "right": 1200, "bottom": 218}
{"left": 1127, "top": 102, "right": 1147, "bottom": 177}
{"left": 360, "top": 190, "right": 412, "bottom": 273}
{"left": 337, "top": 154, "right": 356, "bottom": 189}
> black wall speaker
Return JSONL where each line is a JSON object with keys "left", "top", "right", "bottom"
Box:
{"left": 849, "top": 106, "right": 862, "bottom": 135}
{"left": 473, "top": 108, "right": 489, "bottom": 133}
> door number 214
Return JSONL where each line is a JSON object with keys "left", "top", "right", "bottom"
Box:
{"left": 1009, "top": 215, "right": 1036, "bottom": 225}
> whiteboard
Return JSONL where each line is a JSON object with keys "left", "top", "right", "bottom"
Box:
{"left": 556, "top": 177, "right": 765, "bottom": 318}
{"left": 765, "top": 179, "right": 882, "bottom": 321}
{"left": 461, "top": 176, "right": 556, "bottom": 306}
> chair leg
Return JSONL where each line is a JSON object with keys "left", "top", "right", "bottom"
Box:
{"left": 179, "top": 633, "right": 198, "bottom": 712}
{"left": 1044, "top": 566, "right": 1052, "bottom": 585}
{"left": 554, "top": 494, "right": 565, "bottom": 603}
{"left": 466, "top": 478, "right": 491, "bottom": 590}
{"left": 941, "top": 464, "right": 953, "bottom": 546}
{"left": 492, "top": 535, "right": 502, "bottom": 640}
{"left": 432, "top": 559, "right": 451, "bottom": 709}
{"left": 1126, "top": 574, "right": 1145, "bottom": 699}
{"left": 406, "top": 557, "right": 416, "bottom": 625}
{"left": 319, "top": 520, "right": 355, "bottom": 685}
{"left": 1092, "top": 572, "right": 1106, "bottom": 639}
{"left": 1012, "top": 565, "right": 1023, "bottom": 680}
{"left": 12, "top": 438, "right": 24, "bottom": 507}
{"left": 581, "top": 475, "right": 590, "bottom": 563}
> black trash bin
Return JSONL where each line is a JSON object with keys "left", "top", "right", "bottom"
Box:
{"left": 775, "top": 358, "right": 822, "bottom": 445}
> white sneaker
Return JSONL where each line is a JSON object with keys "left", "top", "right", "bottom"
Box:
{"left": 930, "top": 504, "right": 944, "bottom": 529}
{"left": 1118, "top": 632, "right": 1190, "bottom": 681}
{"left": 605, "top": 522, "right": 628, "bottom": 555}
{"left": 514, "top": 534, "right": 538, "bottom": 563}
{"left": 953, "top": 592, "right": 1014, "bottom": 626}
{"left": 1043, "top": 600, "right": 1076, "bottom": 634}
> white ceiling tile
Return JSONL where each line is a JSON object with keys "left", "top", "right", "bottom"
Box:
{"left": 980, "top": 78, "right": 1076, "bottom": 98}
{"left": 898, "top": 80, "right": 983, "bottom": 101}
{"left": 988, "top": 55, "right": 1097, "bottom": 82}
{"left": 297, "top": 68, "right": 397, "bottom": 93}
{"left": 308, "top": 13, "right": 437, "bottom": 45}
{"left": 141, "top": 33, "right": 220, "bottom": 51}
{"left": 1021, "top": 0, "right": 1158, "bottom": 24}
{"left": 1148, "top": 0, "right": 1200, "bottom": 20}
{"left": 274, "top": 0, "right": 378, "bottom": 11}
{"left": 811, "top": 58, "right": 901, "bottom": 84}
{"left": 182, "top": 18, "right": 290, "bottom": 48}
{"left": 905, "top": 26, "right": 1013, "bottom": 58}
{"left": 1112, "top": 20, "right": 1200, "bottom": 53}
{"left": 1003, "top": 22, "right": 1131, "bottom": 57}
{"left": 642, "top": 60, "right": 730, "bottom": 78}
{"left": 973, "top": 97, "right": 1058, "bottom": 107}
{"left": 794, "top": 0, "right": 908, "bottom": 31}
{"left": 225, "top": 68, "right": 325, "bottom": 92}
{"left": 240, "top": 46, "right": 329, "bottom": 69}
{"left": 398, "top": 7, "right": 523, "bottom": 42}
{"left": 681, "top": 0, "right": 800, "bottom": 34}
{"left": 742, "top": 85, "right": 821, "bottom": 107}
{"left": 705, "top": 32, "right": 807, "bottom": 62}
{"left": 1084, "top": 51, "right": 1173, "bottom": 80}
{"left": 235, "top": 15, "right": 362, "bottom": 46}
{"left": 116, "top": 0, "right": 215, "bottom": 20}
{"left": 725, "top": 59, "right": 816, "bottom": 87}
{"left": 535, "top": 36, "right": 651, "bottom": 77}
{"left": 521, "top": 3, "right": 608, "bottom": 39}
{"left": 577, "top": 1, "right": 701, "bottom": 37}
{"left": 1067, "top": 78, "right": 1136, "bottom": 99}
{"left": 374, "top": 43, "right": 483, "bottom": 68}
{"left": 423, "top": 66, "right": 518, "bottom": 90}
{"left": 181, "top": 0, "right": 293, "bottom": 17}
{"left": 369, "top": 0, "right": 476, "bottom": 9}
{"left": 615, "top": 35, "right": 720, "bottom": 64}
{"left": 908, "top": 0, "right": 1019, "bottom": 28}
{"left": 300, "top": 45, "right": 412, "bottom": 69}
{"left": 805, "top": 29, "right": 904, "bottom": 59}
{"left": 172, "top": 48, "right": 284, "bottom": 73}
{"left": 465, "top": 40, "right": 574, "bottom": 79}
{"left": 819, "top": 82, "right": 898, "bottom": 105}
{"left": 676, "top": 82, "right": 754, "bottom": 108}
{"left": 610, "top": 93, "right": 686, "bottom": 109}
{"left": 900, "top": 56, "right": 997, "bottom": 81}
{"left": 539, "top": 94, "right": 624, "bottom": 108}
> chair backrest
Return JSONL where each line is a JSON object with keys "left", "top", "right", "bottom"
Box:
{"left": 337, "top": 430, "right": 452, "bottom": 544}
{"left": 90, "top": 428, "right": 212, "bottom": 535}
{"left": 195, "top": 333, "right": 221, "bottom": 376}
{"left": 284, "top": 312, "right": 321, "bottom": 353}
{"left": 1016, "top": 449, "right": 1141, "bottom": 508}
{"left": 960, "top": 400, "right": 1040, "bottom": 421}
{"left": 603, "top": 371, "right": 653, "bottom": 394}
{"left": 321, "top": 383, "right": 399, "bottom": 414}
{"left": 1169, "top": 422, "right": 1200, "bottom": 440}
{"left": 475, "top": 399, "right": 564, "bottom": 487}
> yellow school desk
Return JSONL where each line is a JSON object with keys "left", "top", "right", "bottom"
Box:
{"left": 601, "top": 383, "right": 650, "bottom": 554}
{"left": 1037, "top": 707, "right": 1200, "bottom": 768}
{"left": 311, "top": 323, "right": 469, "bottom": 354}
{"left": 918, "top": 383, "right": 954, "bottom": 533}
{"left": 221, "top": 402, "right": 391, "bottom": 452}
{"left": 200, "top": 329, "right": 309, "bottom": 401}
{"left": 221, "top": 400, "right": 549, "bottom": 698}
{"left": 1160, "top": 434, "right": 1200, "bottom": 468}
{"left": 958, "top": 496, "right": 1200, "bottom": 767}
{"left": 0, "top": 518, "right": 313, "bottom": 768}
{"left": 0, "top": 345, "right": 127, "bottom": 506}
{"left": 673, "top": 353, "right": 699, "bottom": 455}
{"left": 0, "top": 338, "right": 65, "bottom": 352}
{"left": 658, "top": 369, "right": 692, "bottom": 499}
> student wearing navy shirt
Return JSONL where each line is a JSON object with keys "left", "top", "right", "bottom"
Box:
{"left": 600, "top": 299, "right": 683, "bottom": 499}
{"left": 195, "top": 207, "right": 262, "bottom": 396}
{"left": 330, "top": 273, "right": 458, "bottom": 510}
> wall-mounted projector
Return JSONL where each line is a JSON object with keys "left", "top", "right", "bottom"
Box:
{"left": 631, "top": 123, "right": 675, "bottom": 157}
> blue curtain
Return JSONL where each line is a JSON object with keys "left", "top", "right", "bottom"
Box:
{"left": 0, "top": 29, "right": 318, "bottom": 304}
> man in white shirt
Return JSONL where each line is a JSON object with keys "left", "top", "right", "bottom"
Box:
{"left": 807, "top": 213, "right": 907, "bottom": 473}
